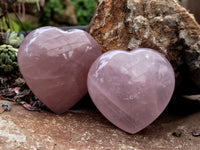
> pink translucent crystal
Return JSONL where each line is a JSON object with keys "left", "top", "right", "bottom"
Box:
{"left": 18, "top": 27, "right": 101, "bottom": 114}
{"left": 87, "top": 48, "right": 175, "bottom": 134}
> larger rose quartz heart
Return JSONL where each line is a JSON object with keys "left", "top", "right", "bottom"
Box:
{"left": 18, "top": 26, "right": 101, "bottom": 114}
{"left": 87, "top": 48, "right": 175, "bottom": 134}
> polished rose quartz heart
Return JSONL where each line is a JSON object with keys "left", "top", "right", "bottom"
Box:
{"left": 87, "top": 48, "right": 175, "bottom": 134}
{"left": 18, "top": 26, "right": 101, "bottom": 114}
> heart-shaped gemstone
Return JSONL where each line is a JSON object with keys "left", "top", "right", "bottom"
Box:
{"left": 87, "top": 48, "right": 175, "bottom": 134}
{"left": 18, "top": 26, "right": 101, "bottom": 114}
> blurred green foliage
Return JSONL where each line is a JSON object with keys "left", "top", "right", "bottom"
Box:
{"left": 1, "top": 0, "right": 98, "bottom": 31}
{"left": 40, "top": 0, "right": 63, "bottom": 25}
{"left": 1, "top": 16, "right": 32, "bottom": 32}
{"left": 1, "top": 17, "right": 20, "bottom": 32}
{"left": 72, "top": 0, "right": 98, "bottom": 25}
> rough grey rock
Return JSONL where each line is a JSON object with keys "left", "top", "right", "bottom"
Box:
{"left": 89, "top": 0, "right": 200, "bottom": 88}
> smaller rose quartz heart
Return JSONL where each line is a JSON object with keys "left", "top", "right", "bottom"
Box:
{"left": 18, "top": 26, "right": 101, "bottom": 114}
{"left": 87, "top": 48, "right": 175, "bottom": 134}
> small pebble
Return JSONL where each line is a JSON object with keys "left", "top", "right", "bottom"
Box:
{"left": 192, "top": 130, "right": 200, "bottom": 137}
{"left": 172, "top": 131, "right": 182, "bottom": 137}
{"left": 2, "top": 103, "right": 11, "bottom": 111}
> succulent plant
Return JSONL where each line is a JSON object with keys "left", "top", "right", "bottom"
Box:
{"left": 6, "top": 30, "right": 24, "bottom": 48}
{"left": 0, "top": 44, "right": 18, "bottom": 73}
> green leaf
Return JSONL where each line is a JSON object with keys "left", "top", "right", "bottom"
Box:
{"left": 72, "top": 0, "right": 98, "bottom": 25}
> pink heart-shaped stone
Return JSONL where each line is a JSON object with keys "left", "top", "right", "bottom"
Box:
{"left": 87, "top": 48, "right": 175, "bottom": 134}
{"left": 18, "top": 26, "right": 101, "bottom": 114}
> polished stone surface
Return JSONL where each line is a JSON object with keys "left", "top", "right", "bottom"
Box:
{"left": 18, "top": 26, "right": 101, "bottom": 114}
{"left": 88, "top": 48, "right": 175, "bottom": 134}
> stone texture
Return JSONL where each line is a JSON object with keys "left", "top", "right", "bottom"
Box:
{"left": 87, "top": 48, "right": 175, "bottom": 134}
{"left": 89, "top": 0, "right": 200, "bottom": 88}
{"left": 18, "top": 27, "right": 101, "bottom": 114}
{"left": 0, "top": 99, "right": 199, "bottom": 150}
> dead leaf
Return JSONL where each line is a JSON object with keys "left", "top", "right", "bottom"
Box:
{"left": 14, "top": 77, "right": 25, "bottom": 85}
{"left": 0, "top": 88, "right": 15, "bottom": 97}
{"left": 14, "top": 89, "right": 30, "bottom": 99}
{"left": 183, "top": 95, "right": 200, "bottom": 101}
{"left": 12, "top": 87, "right": 20, "bottom": 94}
{"left": 0, "top": 96, "right": 15, "bottom": 102}
{"left": 0, "top": 77, "right": 4, "bottom": 85}
{"left": 22, "top": 102, "right": 40, "bottom": 111}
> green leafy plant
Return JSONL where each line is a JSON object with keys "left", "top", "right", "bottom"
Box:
{"left": 1, "top": 17, "right": 21, "bottom": 32}
{"left": 72, "top": 0, "right": 98, "bottom": 25}
{"left": 6, "top": 29, "right": 24, "bottom": 48}
{"left": 40, "top": 0, "right": 63, "bottom": 25}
